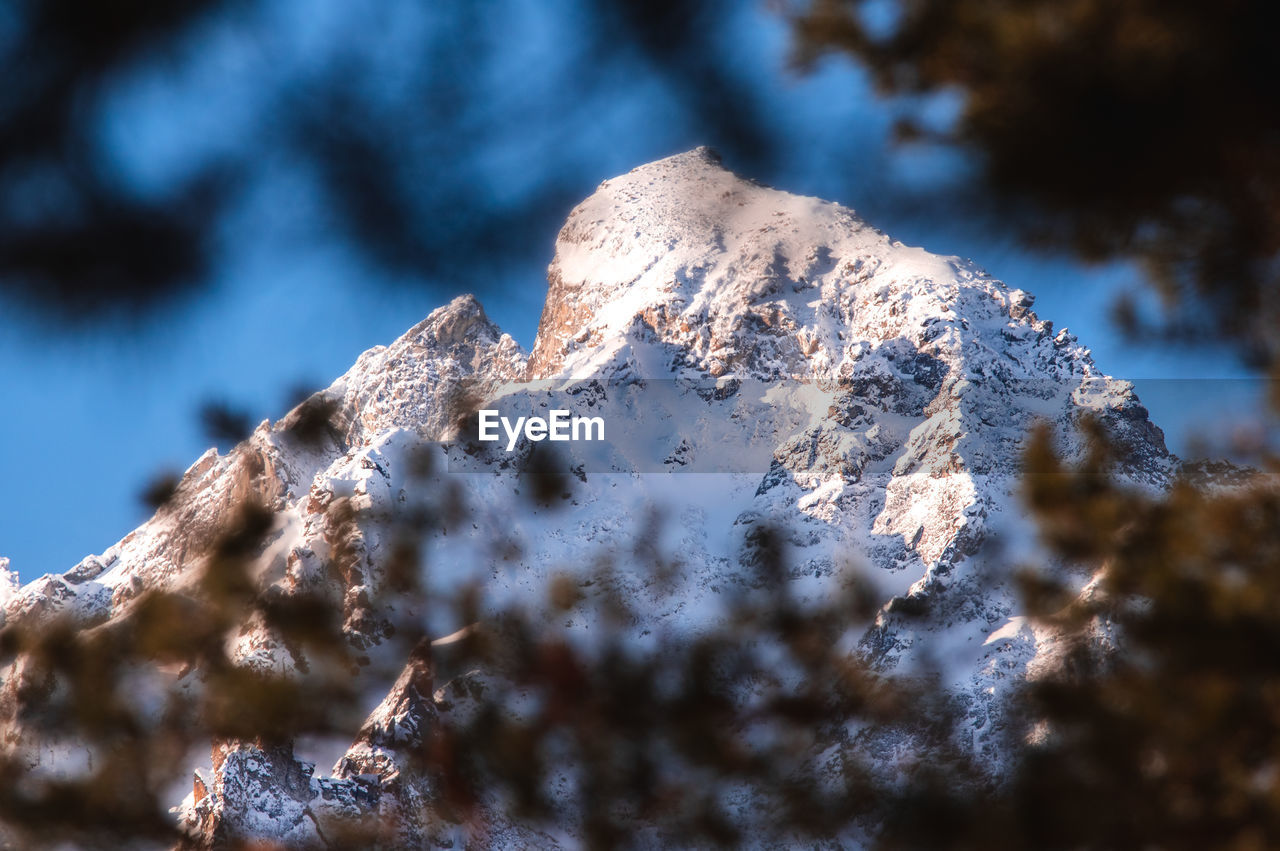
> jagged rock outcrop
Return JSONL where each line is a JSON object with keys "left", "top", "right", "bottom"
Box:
{"left": 1, "top": 149, "right": 1176, "bottom": 848}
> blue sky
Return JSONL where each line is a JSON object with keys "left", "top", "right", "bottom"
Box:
{"left": 0, "top": 0, "right": 1262, "bottom": 583}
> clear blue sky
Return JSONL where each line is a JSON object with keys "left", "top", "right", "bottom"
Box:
{"left": 0, "top": 0, "right": 1260, "bottom": 583}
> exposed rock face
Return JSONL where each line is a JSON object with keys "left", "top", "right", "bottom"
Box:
{"left": 0, "top": 294, "right": 523, "bottom": 632}
{"left": 0, "top": 150, "right": 1174, "bottom": 847}
{"left": 335, "top": 293, "right": 527, "bottom": 444}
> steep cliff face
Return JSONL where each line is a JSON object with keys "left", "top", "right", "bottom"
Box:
{"left": 1, "top": 149, "right": 1173, "bottom": 847}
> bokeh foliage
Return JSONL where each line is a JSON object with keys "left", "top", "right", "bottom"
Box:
{"left": 793, "top": 0, "right": 1280, "bottom": 364}
{"left": 0, "top": 0, "right": 780, "bottom": 322}
{"left": 878, "top": 423, "right": 1280, "bottom": 850}
{"left": 0, "top": 422, "right": 978, "bottom": 848}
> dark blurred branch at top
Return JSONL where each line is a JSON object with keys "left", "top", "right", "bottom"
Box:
{"left": 285, "top": 0, "right": 781, "bottom": 287}
{"left": 0, "top": 0, "right": 239, "bottom": 318}
{"left": 9, "top": 0, "right": 1278, "bottom": 369}
{"left": 593, "top": 0, "right": 778, "bottom": 171}
{"left": 792, "top": 0, "right": 1280, "bottom": 367}
{"left": 0, "top": 0, "right": 782, "bottom": 324}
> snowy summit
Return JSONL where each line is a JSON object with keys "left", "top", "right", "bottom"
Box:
{"left": 0, "top": 149, "right": 1174, "bottom": 847}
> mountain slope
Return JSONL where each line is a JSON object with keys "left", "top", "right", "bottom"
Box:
{"left": 0, "top": 149, "right": 1173, "bottom": 848}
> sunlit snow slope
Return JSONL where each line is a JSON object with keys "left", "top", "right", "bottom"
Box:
{"left": 0, "top": 148, "right": 1174, "bottom": 848}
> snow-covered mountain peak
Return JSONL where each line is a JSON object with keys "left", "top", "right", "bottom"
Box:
{"left": 329, "top": 292, "right": 526, "bottom": 446}
{"left": 529, "top": 147, "right": 1079, "bottom": 389}
{"left": 0, "top": 151, "right": 1179, "bottom": 848}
